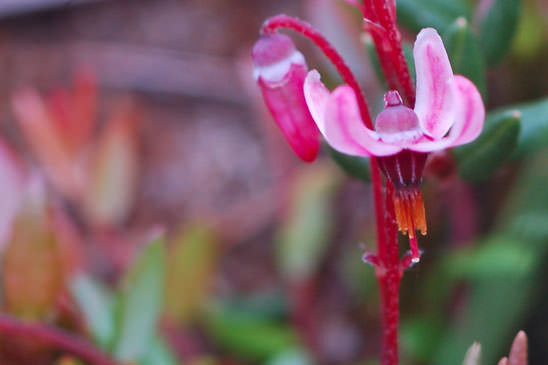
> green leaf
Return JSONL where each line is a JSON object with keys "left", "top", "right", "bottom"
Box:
{"left": 401, "top": 316, "right": 444, "bottom": 362}
{"left": 113, "top": 236, "right": 166, "bottom": 362}
{"left": 276, "top": 163, "right": 340, "bottom": 281}
{"left": 397, "top": 0, "right": 470, "bottom": 33}
{"left": 433, "top": 238, "right": 541, "bottom": 364}
{"left": 165, "top": 224, "right": 219, "bottom": 323}
{"left": 444, "top": 236, "right": 537, "bottom": 280}
{"left": 454, "top": 110, "right": 521, "bottom": 182}
{"left": 498, "top": 148, "right": 548, "bottom": 241}
{"left": 443, "top": 17, "right": 487, "bottom": 99}
{"left": 328, "top": 146, "right": 370, "bottom": 182}
{"left": 203, "top": 307, "right": 298, "bottom": 361}
{"left": 479, "top": 0, "right": 521, "bottom": 66}
{"left": 487, "top": 98, "right": 548, "bottom": 157}
{"left": 69, "top": 275, "right": 115, "bottom": 350}
{"left": 142, "top": 336, "right": 178, "bottom": 365}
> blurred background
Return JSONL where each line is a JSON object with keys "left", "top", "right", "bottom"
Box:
{"left": 0, "top": 0, "right": 546, "bottom": 364}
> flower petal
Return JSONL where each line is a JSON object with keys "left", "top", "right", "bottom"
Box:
{"left": 413, "top": 27, "right": 455, "bottom": 140}
{"left": 303, "top": 70, "right": 331, "bottom": 134}
{"left": 323, "top": 85, "right": 401, "bottom": 157}
{"left": 409, "top": 75, "right": 485, "bottom": 152}
{"left": 447, "top": 75, "right": 485, "bottom": 146}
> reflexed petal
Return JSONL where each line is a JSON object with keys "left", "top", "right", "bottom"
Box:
{"left": 413, "top": 27, "right": 455, "bottom": 139}
{"left": 323, "top": 85, "right": 401, "bottom": 157}
{"left": 303, "top": 70, "right": 330, "bottom": 134}
{"left": 447, "top": 75, "right": 485, "bottom": 146}
{"left": 409, "top": 75, "right": 485, "bottom": 152}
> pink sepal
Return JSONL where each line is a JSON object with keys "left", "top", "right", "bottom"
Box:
{"left": 413, "top": 28, "right": 455, "bottom": 140}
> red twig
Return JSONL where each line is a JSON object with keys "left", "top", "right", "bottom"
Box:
{"left": 260, "top": 15, "right": 374, "bottom": 129}
{"left": 376, "top": 182, "right": 402, "bottom": 365}
{"left": 364, "top": 0, "right": 416, "bottom": 106}
{"left": 0, "top": 313, "right": 119, "bottom": 365}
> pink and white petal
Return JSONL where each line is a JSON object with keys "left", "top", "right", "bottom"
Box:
{"left": 447, "top": 75, "right": 485, "bottom": 147}
{"left": 323, "top": 85, "right": 401, "bottom": 156}
{"left": 303, "top": 70, "right": 330, "bottom": 134}
{"left": 408, "top": 135, "right": 453, "bottom": 152}
{"left": 413, "top": 27, "right": 456, "bottom": 140}
{"left": 409, "top": 75, "right": 485, "bottom": 152}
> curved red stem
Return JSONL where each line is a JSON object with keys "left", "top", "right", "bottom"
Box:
{"left": 0, "top": 314, "right": 119, "bottom": 365}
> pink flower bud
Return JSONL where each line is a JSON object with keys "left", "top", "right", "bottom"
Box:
{"left": 253, "top": 34, "right": 319, "bottom": 162}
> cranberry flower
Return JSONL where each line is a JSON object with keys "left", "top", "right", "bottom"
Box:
{"left": 303, "top": 28, "right": 485, "bottom": 243}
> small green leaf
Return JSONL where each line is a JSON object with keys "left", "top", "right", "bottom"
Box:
{"left": 401, "top": 316, "right": 444, "bottom": 362}
{"left": 328, "top": 146, "right": 370, "bottom": 182}
{"left": 454, "top": 111, "right": 521, "bottom": 182}
{"left": 113, "top": 236, "right": 166, "bottom": 362}
{"left": 276, "top": 163, "right": 340, "bottom": 281}
{"left": 443, "top": 17, "right": 487, "bottom": 99}
{"left": 444, "top": 237, "right": 537, "bottom": 279}
{"left": 397, "top": 0, "right": 470, "bottom": 33}
{"left": 142, "top": 336, "right": 178, "bottom": 365}
{"left": 488, "top": 98, "right": 548, "bottom": 157}
{"left": 203, "top": 307, "right": 298, "bottom": 361}
{"left": 479, "top": 0, "right": 521, "bottom": 66}
{"left": 165, "top": 224, "right": 219, "bottom": 323}
{"left": 69, "top": 275, "right": 115, "bottom": 350}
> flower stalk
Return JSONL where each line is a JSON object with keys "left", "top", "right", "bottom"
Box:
{"left": 253, "top": 3, "right": 484, "bottom": 364}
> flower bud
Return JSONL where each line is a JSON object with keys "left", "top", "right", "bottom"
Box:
{"left": 253, "top": 34, "right": 319, "bottom": 162}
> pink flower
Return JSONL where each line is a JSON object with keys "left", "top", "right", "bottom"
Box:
{"left": 303, "top": 27, "right": 485, "bottom": 239}
{"left": 252, "top": 33, "right": 320, "bottom": 162}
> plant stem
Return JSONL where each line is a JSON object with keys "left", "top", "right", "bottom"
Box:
{"left": 377, "top": 181, "right": 402, "bottom": 365}
{"left": 260, "top": 14, "right": 374, "bottom": 129}
{"left": 365, "top": 0, "right": 416, "bottom": 106}
{"left": 0, "top": 313, "right": 118, "bottom": 365}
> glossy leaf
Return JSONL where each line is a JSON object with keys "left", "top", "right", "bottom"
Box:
{"left": 443, "top": 17, "right": 487, "bottom": 99}
{"left": 479, "top": 0, "right": 520, "bottom": 66}
{"left": 164, "top": 224, "right": 219, "bottom": 323}
{"left": 204, "top": 307, "right": 298, "bottom": 361}
{"left": 498, "top": 149, "right": 548, "bottom": 241}
{"left": 487, "top": 98, "right": 548, "bottom": 157}
{"left": 276, "top": 163, "right": 340, "bottom": 281}
{"left": 113, "top": 236, "right": 166, "bottom": 362}
{"left": 433, "top": 236, "right": 541, "bottom": 364}
{"left": 70, "top": 274, "right": 115, "bottom": 350}
{"left": 397, "top": 0, "right": 469, "bottom": 33}
{"left": 454, "top": 110, "right": 521, "bottom": 182}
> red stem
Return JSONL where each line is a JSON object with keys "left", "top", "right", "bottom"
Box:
{"left": 376, "top": 182, "right": 402, "bottom": 365}
{"left": 261, "top": 15, "right": 373, "bottom": 129}
{"left": 365, "top": 0, "right": 416, "bottom": 106}
{"left": 0, "top": 314, "right": 118, "bottom": 365}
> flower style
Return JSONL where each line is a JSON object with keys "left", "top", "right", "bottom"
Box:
{"left": 252, "top": 33, "right": 320, "bottom": 162}
{"left": 303, "top": 28, "right": 485, "bottom": 243}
